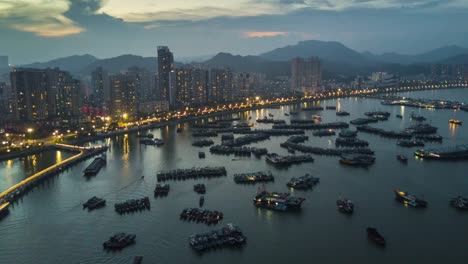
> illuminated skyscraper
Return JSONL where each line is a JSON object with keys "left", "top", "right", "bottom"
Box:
{"left": 157, "top": 46, "right": 174, "bottom": 106}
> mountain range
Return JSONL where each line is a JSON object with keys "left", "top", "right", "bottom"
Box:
{"left": 17, "top": 40, "right": 468, "bottom": 78}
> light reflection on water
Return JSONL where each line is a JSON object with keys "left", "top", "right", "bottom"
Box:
{"left": 0, "top": 88, "right": 467, "bottom": 264}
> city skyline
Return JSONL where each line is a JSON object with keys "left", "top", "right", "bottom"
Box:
{"left": 1, "top": 0, "right": 468, "bottom": 64}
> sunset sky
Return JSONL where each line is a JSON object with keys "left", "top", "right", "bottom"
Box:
{"left": 1, "top": 0, "right": 468, "bottom": 64}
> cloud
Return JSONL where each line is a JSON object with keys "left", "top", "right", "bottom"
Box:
{"left": 0, "top": 0, "right": 84, "bottom": 37}
{"left": 243, "top": 31, "right": 289, "bottom": 38}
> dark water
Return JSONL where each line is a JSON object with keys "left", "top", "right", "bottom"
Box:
{"left": 1, "top": 89, "right": 467, "bottom": 264}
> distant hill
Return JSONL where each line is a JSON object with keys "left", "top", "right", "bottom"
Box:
{"left": 438, "top": 54, "right": 468, "bottom": 64}
{"left": 204, "top": 52, "right": 290, "bottom": 77}
{"left": 259, "top": 40, "right": 376, "bottom": 66}
{"left": 16, "top": 41, "right": 468, "bottom": 80}
{"left": 80, "top": 55, "right": 157, "bottom": 75}
{"left": 22, "top": 54, "right": 98, "bottom": 73}
{"left": 365, "top": 45, "right": 468, "bottom": 64}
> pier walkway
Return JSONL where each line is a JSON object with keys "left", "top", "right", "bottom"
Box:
{"left": 0, "top": 144, "right": 108, "bottom": 204}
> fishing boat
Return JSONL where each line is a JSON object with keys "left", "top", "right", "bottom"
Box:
{"left": 396, "top": 154, "right": 408, "bottom": 163}
{"left": 366, "top": 227, "right": 385, "bottom": 247}
{"left": 199, "top": 196, "right": 205, "bottom": 207}
{"left": 449, "top": 119, "right": 462, "bottom": 125}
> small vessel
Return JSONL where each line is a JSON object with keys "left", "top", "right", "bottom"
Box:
{"left": 199, "top": 196, "right": 205, "bottom": 207}
{"left": 396, "top": 154, "right": 408, "bottom": 163}
{"left": 394, "top": 190, "right": 427, "bottom": 208}
{"left": 268, "top": 113, "right": 274, "bottom": 117}
{"left": 83, "top": 196, "right": 106, "bottom": 211}
{"left": 289, "top": 111, "right": 299, "bottom": 115}
{"left": 133, "top": 256, "right": 143, "bottom": 264}
{"left": 102, "top": 233, "right": 136, "bottom": 250}
{"left": 410, "top": 112, "right": 426, "bottom": 121}
{"left": 176, "top": 127, "right": 182, "bottom": 133}
{"left": 284, "top": 113, "right": 290, "bottom": 116}
{"left": 313, "top": 129, "right": 335, "bottom": 137}
{"left": 336, "top": 111, "right": 350, "bottom": 116}
{"left": 339, "top": 154, "right": 375, "bottom": 167}
{"left": 337, "top": 198, "right": 354, "bottom": 214}
{"left": 449, "top": 119, "right": 462, "bottom": 125}
{"left": 248, "top": 116, "right": 252, "bottom": 120}
{"left": 326, "top": 106, "right": 337, "bottom": 110}
{"left": 450, "top": 196, "right": 468, "bottom": 210}
{"left": 396, "top": 114, "right": 403, "bottom": 118}
{"left": 366, "top": 227, "right": 385, "bottom": 247}
{"left": 154, "top": 138, "right": 164, "bottom": 146}
{"left": 313, "top": 115, "right": 322, "bottom": 121}
{"left": 198, "top": 152, "right": 205, "bottom": 159}
{"left": 0, "top": 202, "right": 10, "bottom": 220}
{"left": 137, "top": 133, "right": 154, "bottom": 138}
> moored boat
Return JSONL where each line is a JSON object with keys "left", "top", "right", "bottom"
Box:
{"left": 394, "top": 190, "right": 427, "bottom": 208}
{"left": 366, "top": 227, "right": 385, "bottom": 247}
{"left": 449, "top": 119, "right": 462, "bottom": 125}
{"left": 450, "top": 196, "right": 468, "bottom": 210}
{"left": 396, "top": 155, "right": 408, "bottom": 163}
{"left": 337, "top": 198, "right": 354, "bottom": 214}
{"left": 0, "top": 202, "right": 10, "bottom": 220}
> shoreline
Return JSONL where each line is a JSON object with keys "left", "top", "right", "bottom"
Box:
{"left": 2, "top": 84, "right": 467, "bottom": 159}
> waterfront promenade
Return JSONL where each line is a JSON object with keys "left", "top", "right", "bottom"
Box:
{"left": 0, "top": 144, "right": 107, "bottom": 204}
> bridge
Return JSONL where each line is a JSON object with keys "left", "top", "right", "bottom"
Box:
{"left": 0, "top": 144, "right": 108, "bottom": 204}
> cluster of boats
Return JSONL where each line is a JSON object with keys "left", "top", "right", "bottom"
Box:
{"left": 265, "top": 153, "right": 314, "bottom": 166}
{"left": 397, "top": 140, "right": 425, "bottom": 148}
{"left": 339, "top": 154, "right": 376, "bottom": 167}
{"left": 234, "top": 171, "right": 274, "bottom": 184}
{"left": 254, "top": 191, "right": 305, "bottom": 211}
{"left": 114, "top": 197, "right": 150, "bottom": 214}
{"left": 209, "top": 145, "right": 268, "bottom": 156}
{"left": 139, "top": 138, "right": 164, "bottom": 146}
{"left": 156, "top": 167, "right": 227, "bottom": 182}
{"left": 154, "top": 184, "right": 170, "bottom": 197}
{"left": 180, "top": 208, "right": 223, "bottom": 225}
{"left": 256, "top": 117, "right": 286, "bottom": 124}
{"left": 286, "top": 174, "right": 319, "bottom": 189}
{"left": 337, "top": 198, "right": 354, "bottom": 214}
{"left": 312, "top": 129, "right": 336, "bottom": 137}
{"left": 103, "top": 233, "right": 136, "bottom": 250}
{"left": 83, "top": 196, "right": 106, "bottom": 211}
{"left": 335, "top": 137, "right": 369, "bottom": 147}
{"left": 192, "top": 138, "right": 214, "bottom": 147}
{"left": 189, "top": 223, "right": 246, "bottom": 252}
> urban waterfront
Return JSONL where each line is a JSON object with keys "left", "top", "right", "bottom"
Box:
{"left": 0, "top": 89, "right": 467, "bottom": 264}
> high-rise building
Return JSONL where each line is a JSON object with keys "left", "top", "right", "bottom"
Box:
{"left": 175, "top": 67, "right": 209, "bottom": 107}
{"left": 127, "top": 67, "right": 154, "bottom": 103}
{"left": 109, "top": 73, "right": 138, "bottom": 119}
{"left": 91, "top": 67, "right": 109, "bottom": 107}
{"left": 209, "top": 68, "right": 233, "bottom": 103}
{"left": 234, "top": 72, "right": 266, "bottom": 97}
{"left": 157, "top": 46, "right": 174, "bottom": 105}
{"left": 0, "top": 56, "right": 8, "bottom": 69}
{"left": 0, "top": 82, "right": 11, "bottom": 123}
{"left": 10, "top": 68, "right": 81, "bottom": 123}
{"left": 291, "top": 57, "right": 321, "bottom": 95}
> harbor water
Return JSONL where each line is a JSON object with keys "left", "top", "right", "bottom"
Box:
{"left": 0, "top": 89, "right": 467, "bottom": 264}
